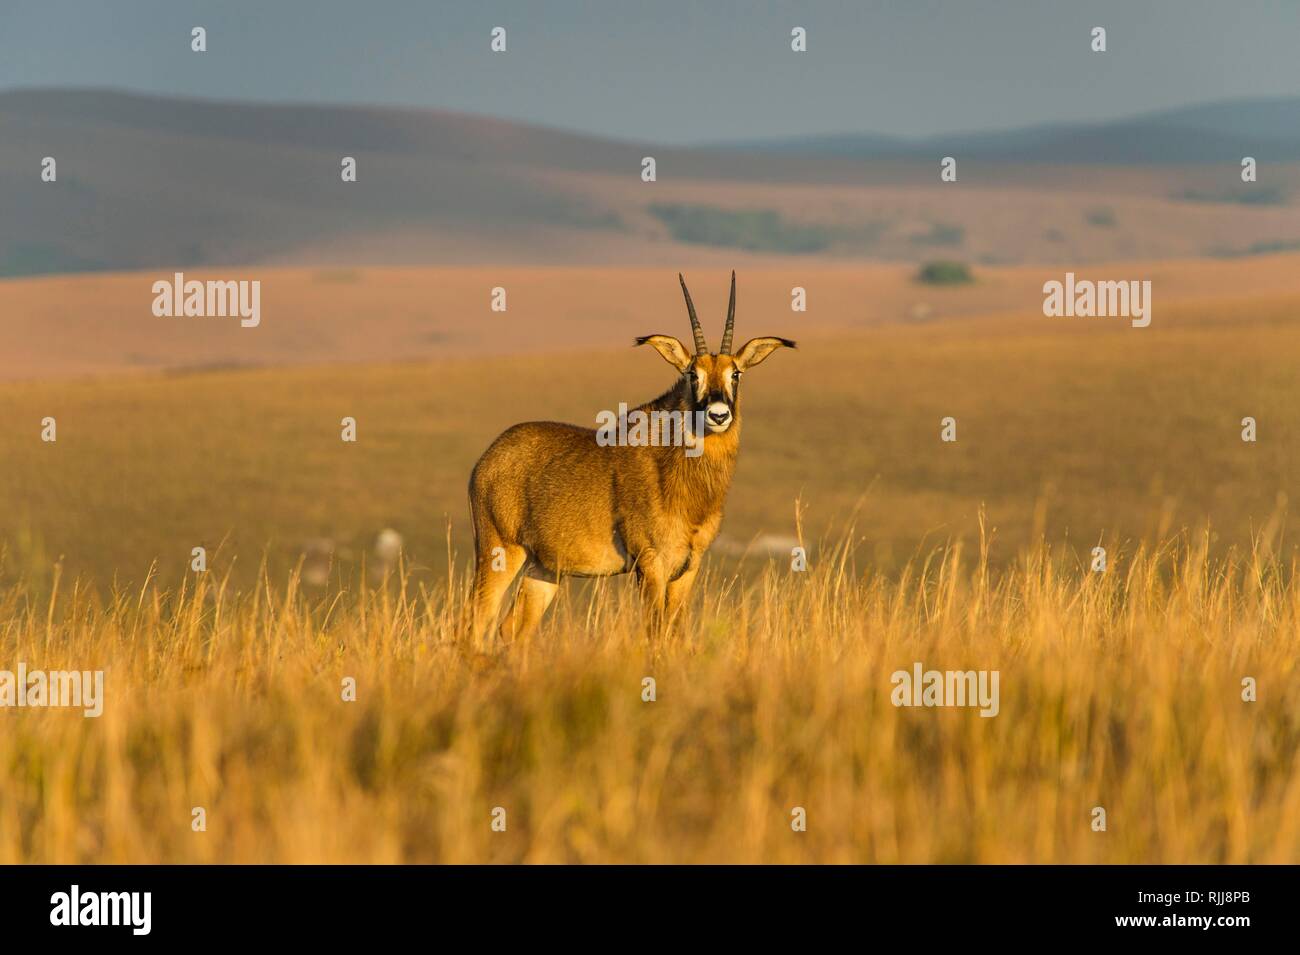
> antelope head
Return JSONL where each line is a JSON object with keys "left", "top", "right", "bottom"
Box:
{"left": 635, "top": 272, "right": 796, "bottom": 434}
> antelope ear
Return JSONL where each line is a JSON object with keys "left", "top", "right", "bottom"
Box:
{"left": 635, "top": 335, "right": 693, "bottom": 372}
{"left": 732, "top": 336, "right": 796, "bottom": 370}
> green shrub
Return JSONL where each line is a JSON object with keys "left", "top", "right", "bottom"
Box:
{"left": 648, "top": 203, "right": 832, "bottom": 254}
{"left": 915, "top": 261, "right": 974, "bottom": 285}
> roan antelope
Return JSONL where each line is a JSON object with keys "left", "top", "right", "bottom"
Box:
{"left": 468, "top": 272, "right": 794, "bottom": 642}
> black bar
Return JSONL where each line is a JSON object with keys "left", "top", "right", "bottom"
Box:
{"left": 0, "top": 865, "right": 1283, "bottom": 941}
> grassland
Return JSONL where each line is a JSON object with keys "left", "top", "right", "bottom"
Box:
{"left": 0, "top": 529, "right": 1296, "bottom": 863}
{"left": 2, "top": 287, "right": 1297, "bottom": 589}
{"left": 7, "top": 259, "right": 1300, "bottom": 381}
{"left": 1, "top": 277, "right": 1298, "bottom": 863}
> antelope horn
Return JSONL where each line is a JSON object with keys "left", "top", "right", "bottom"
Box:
{"left": 720, "top": 270, "right": 737, "bottom": 354}
{"left": 679, "top": 273, "right": 709, "bottom": 355}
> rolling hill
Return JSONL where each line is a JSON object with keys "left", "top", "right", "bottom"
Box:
{"left": 5, "top": 255, "right": 1300, "bottom": 381}
{"left": 5, "top": 89, "right": 1300, "bottom": 277}
{"left": 713, "top": 97, "right": 1300, "bottom": 163}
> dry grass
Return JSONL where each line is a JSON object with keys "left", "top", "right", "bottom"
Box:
{"left": 1, "top": 522, "right": 1297, "bottom": 864}
{"left": 2, "top": 277, "right": 1298, "bottom": 863}
{"left": 3, "top": 292, "right": 1299, "bottom": 590}
{"left": 8, "top": 259, "right": 1300, "bottom": 382}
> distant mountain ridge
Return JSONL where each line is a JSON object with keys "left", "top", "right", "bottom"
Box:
{"left": 710, "top": 98, "right": 1300, "bottom": 162}
{"left": 3, "top": 88, "right": 1300, "bottom": 277}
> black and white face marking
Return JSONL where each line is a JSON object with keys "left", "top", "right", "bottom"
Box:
{"left": 688, "top": 356, "right": 739, "bottom": 434}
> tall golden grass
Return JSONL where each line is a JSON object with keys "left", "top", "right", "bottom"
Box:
{"left": 1, "top": 520, "right": 1296, "bottom": 864}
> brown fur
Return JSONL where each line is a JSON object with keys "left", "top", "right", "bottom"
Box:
{"left": 468, "top": 276, "right": 793, "bottom": 642}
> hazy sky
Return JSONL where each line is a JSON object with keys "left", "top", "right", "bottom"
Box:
{"left": 3, "top": 1, "right": 1298, "bottom": 142}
